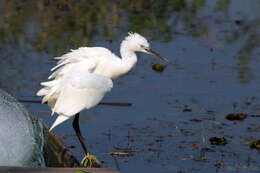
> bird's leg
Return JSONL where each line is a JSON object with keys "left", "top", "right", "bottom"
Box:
{"left": 72, "top": 113, "right": 88, "bottom": 155}
{"left": 72, "top": 113, "right": 100, "bottom": 167}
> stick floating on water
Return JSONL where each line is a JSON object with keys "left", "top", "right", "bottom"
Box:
{"left": 18, "top": 99, "right": 132, "bottom": 107}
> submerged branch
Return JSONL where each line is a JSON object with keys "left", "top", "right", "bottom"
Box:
{"left": 18, "top": 99, "right": 132, "bottom": 107}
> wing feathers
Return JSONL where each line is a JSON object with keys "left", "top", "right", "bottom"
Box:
{"left": 49, "top": 115, "right": 69, "bottom": 131}
{"left": 37, "top": 53, "right": 113, "bottom": 130}
{"left": 53, "top": 73, "right": 113, "bottom": 116}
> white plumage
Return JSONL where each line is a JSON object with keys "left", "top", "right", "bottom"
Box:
{"left": 37, "top": 32, "right": 167, "bottom": 131}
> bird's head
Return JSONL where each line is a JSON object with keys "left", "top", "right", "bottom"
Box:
{"left": 124, "top": 32, "right": 168, "bottom": 62}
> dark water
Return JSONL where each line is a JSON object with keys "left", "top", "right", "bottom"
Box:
{"left": 1, "top": 0, "right": 260, "bottom": 172}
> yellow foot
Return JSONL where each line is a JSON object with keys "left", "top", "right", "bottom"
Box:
{"left": 80, "top": 153, "right": 101, "bottom": 168}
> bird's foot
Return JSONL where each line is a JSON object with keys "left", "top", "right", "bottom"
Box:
{"left": 80, "top": 153, "right": 101, "bottom": 168}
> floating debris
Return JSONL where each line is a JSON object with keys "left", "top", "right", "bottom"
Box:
{"left": 191, "top": 144, "right": 199, "bottom": 150}
{"left": 234, "top": 20, "right": 243, "bottom": 25}
{"left": 214, "top": 161, "right": 226, "bottom": 169}
{"left": 250, "top": 114, "right": 260, "bottom": 118}
{"left": 209, "top": 137, "right": 227, "bottom": 145}
{"left": 152, "top": 63, "right": 166, "bottom": 72}
{"left": 109, "top": 152, "right": 134, "bottom": 157}
{"left": 200, "top": 147, "right": 216, "bottom": 152}
{"left": 183, "top": 105, "right": 192, "bottom": 112}
{"left": 249, "top": 140, "right": 260, "bottom": 149}
{"left": 226, "top": 113, "right": 247, "bottom": 120}
{"left": 189, "top": 119, "right": 202, "bottom": 122}
{"left": 183, "top": 108, "right": 192, "bottom": 112}
{"left": 206, "top": 110, "right": 215, "bottom": 114}
{"left": 74, "top": 170, "right": 92, "bottom": 173}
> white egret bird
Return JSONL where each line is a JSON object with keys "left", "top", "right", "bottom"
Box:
{"left": 36, "top": 32, "right": 167, "bottom": 167}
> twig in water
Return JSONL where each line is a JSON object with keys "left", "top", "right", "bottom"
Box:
{"left": 18, "top": 99, "right": 132, "bottom": 107}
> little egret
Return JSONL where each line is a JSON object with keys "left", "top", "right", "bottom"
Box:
{"left": 36, "top": 32, "right": 167, "bottom": 167}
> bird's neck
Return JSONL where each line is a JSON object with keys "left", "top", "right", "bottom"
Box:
{"left": 119, "top": 40, "right": 137, "bottom": 75}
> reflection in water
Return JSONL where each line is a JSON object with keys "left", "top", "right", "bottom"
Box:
{"left": 0, "top": 0, "right": 260, "bottom": 84}
{"left": 0, "top": 0, "right": 179, "bottom": 53}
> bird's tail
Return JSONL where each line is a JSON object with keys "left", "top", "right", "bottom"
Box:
{"left": 49, "top": 115, "right": 70, "bottom": 131}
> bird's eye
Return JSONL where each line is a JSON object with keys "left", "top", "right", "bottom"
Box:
{"left": 140, "top": 45, "right": 145, "bottom": 48}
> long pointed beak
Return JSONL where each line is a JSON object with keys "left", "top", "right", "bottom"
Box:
{"left": 145, "top": 49, "right": 168, "bottom": 63}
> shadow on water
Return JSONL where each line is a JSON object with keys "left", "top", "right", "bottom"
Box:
{"left": 1, "top": 0, "right": 260, "bottom": 172}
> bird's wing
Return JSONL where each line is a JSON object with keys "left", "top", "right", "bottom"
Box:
{"left": 49, "top": 47, "right": 113, "bottom": 79}
{"left": 37, "top": 47, "right": 115, "bottom": 130}
{"left": 53, "top": 70, "right": 113, "bottom": 116}
{"left": 47, "top": 58, "right": 113, "bottom": 130}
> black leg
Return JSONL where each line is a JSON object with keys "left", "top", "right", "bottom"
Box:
{"left": 72, "top": 113, "right": 88, "bottom": 155}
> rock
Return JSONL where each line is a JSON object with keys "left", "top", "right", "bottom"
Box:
{"left": 152, "top": 63, "right": 166, "bottom": 72}
{"left": 209, "top": 137, "right": 227, "bottom": 145}
{"left": 0, "top": 89, "right": 45, "bottom": 167}
{"left": 249, "top": 140, "right": 260, "bottom": 149}
{"left": 0, "top": 89, "right": 79, "bottom": 167}
{"left": 226, "top": 113, "right": 247, "bottom": 121}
